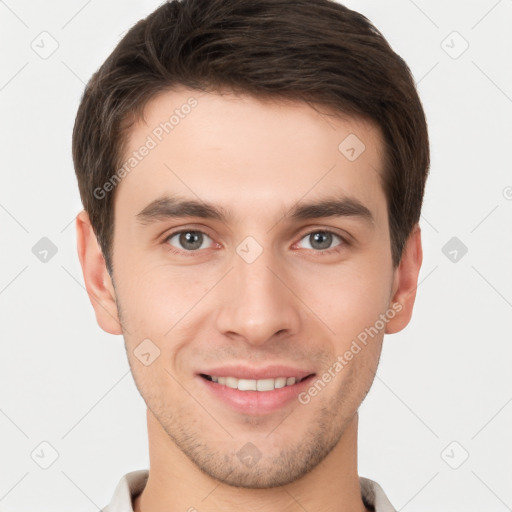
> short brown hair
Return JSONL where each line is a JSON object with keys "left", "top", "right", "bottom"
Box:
{"left": 72, "top": 0, "right": 429, "bottom": 274}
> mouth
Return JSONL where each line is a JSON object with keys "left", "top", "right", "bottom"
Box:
{"left": 197, "top": 370, "right": 317, "bottom": 415}
{"left": 199, "top": 373, "right": 315, "bottom": 392}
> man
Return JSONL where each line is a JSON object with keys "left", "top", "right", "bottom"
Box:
{"left": 72, "top": 0, "right": 429, "bottom": 510}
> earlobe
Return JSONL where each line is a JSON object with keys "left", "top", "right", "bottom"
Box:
{"left": 76, "top": 210, "right": 123, "bottom": 335}
{"left": 385, "top": 224, "right": 423, "bottom": 334}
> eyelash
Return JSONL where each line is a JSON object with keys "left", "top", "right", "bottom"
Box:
{"left": 163, "top": 228, "right": 349, "bottom": 257}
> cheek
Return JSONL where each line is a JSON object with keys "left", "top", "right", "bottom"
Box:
{"left": 305, "top": 262, "right": 393, "bottom": 340}
{"left": 115, "top": 263, "right": 212, "bottom": 340}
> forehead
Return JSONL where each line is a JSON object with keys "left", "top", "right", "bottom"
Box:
{"left": 114, "top": 86, "right": 387, "bottom": 224}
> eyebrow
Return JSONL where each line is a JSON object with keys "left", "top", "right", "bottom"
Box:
{"left": 135, "top": 194, "right": 374, "bottom": 226}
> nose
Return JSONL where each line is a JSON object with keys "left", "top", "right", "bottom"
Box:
{"left": 214, "top": 246, "right": 303, "bottom": 346}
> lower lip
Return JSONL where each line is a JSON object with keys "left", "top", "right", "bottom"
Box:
{"left": 198, "top": 374, "right": 316, "bottom": 415}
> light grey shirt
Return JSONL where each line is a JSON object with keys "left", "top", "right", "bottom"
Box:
{"left": 101, "top": 469, "right": 397, "bottom": 512}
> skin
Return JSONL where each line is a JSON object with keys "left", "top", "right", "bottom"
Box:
{"left": 76, "top": 86, "right": 422, "bottom": 512}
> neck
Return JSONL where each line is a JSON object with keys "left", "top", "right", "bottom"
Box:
{"left": 134, "top": 409, "right": 368, "bottom": 512}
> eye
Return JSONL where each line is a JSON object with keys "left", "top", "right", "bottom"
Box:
{"left": 296, "top": 230, "right": 345, "bottom": 252}
{"left": 165, "top": 230, "right": 214, "bottom": 252}
{"left": 163, "top": 228, "right": 347, "bottom": 255}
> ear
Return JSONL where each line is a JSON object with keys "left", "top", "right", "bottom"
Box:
{"left": 385, "top": 224, "right": 423, "bottom": 334}
{"left": 76, "top": 210, "right": 123, "bottom": 335}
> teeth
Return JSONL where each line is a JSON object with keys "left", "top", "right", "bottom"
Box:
{"left": 207, "top": 375, "right": 301, "bottom": 391}
{"left": 274, "top": 377, "right": 287, "bottom": 389}
{"left": 226, "top": 376, "right": 238, "bottom": 388}
{"left": 238, "top": 379, "right": 257, "bottom": 391}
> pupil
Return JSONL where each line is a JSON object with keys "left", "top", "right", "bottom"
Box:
{"left": 181, "top": 231, "right": 202, "bottom": 250}
{"left": 312, "top": 232, "right": 331, "bottom": 250}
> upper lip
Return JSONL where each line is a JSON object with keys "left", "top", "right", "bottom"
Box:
{"left": 198, "top": 365, "right": 315, "bottom": 380}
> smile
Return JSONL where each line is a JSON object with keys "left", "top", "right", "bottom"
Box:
{"left": 200, "top": 373, "right": 313, "bottom": 392}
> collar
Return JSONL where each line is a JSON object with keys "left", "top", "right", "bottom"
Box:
{"left": 102, "top": 470, "right": 397, "bottom": 512}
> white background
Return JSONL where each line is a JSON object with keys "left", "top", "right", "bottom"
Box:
{"left": 0, "top": 0, "right": 511, "bottom": 510}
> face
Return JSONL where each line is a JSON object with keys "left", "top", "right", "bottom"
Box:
{"left": 79, "top": 86, "right": 421, "bottom": 488}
